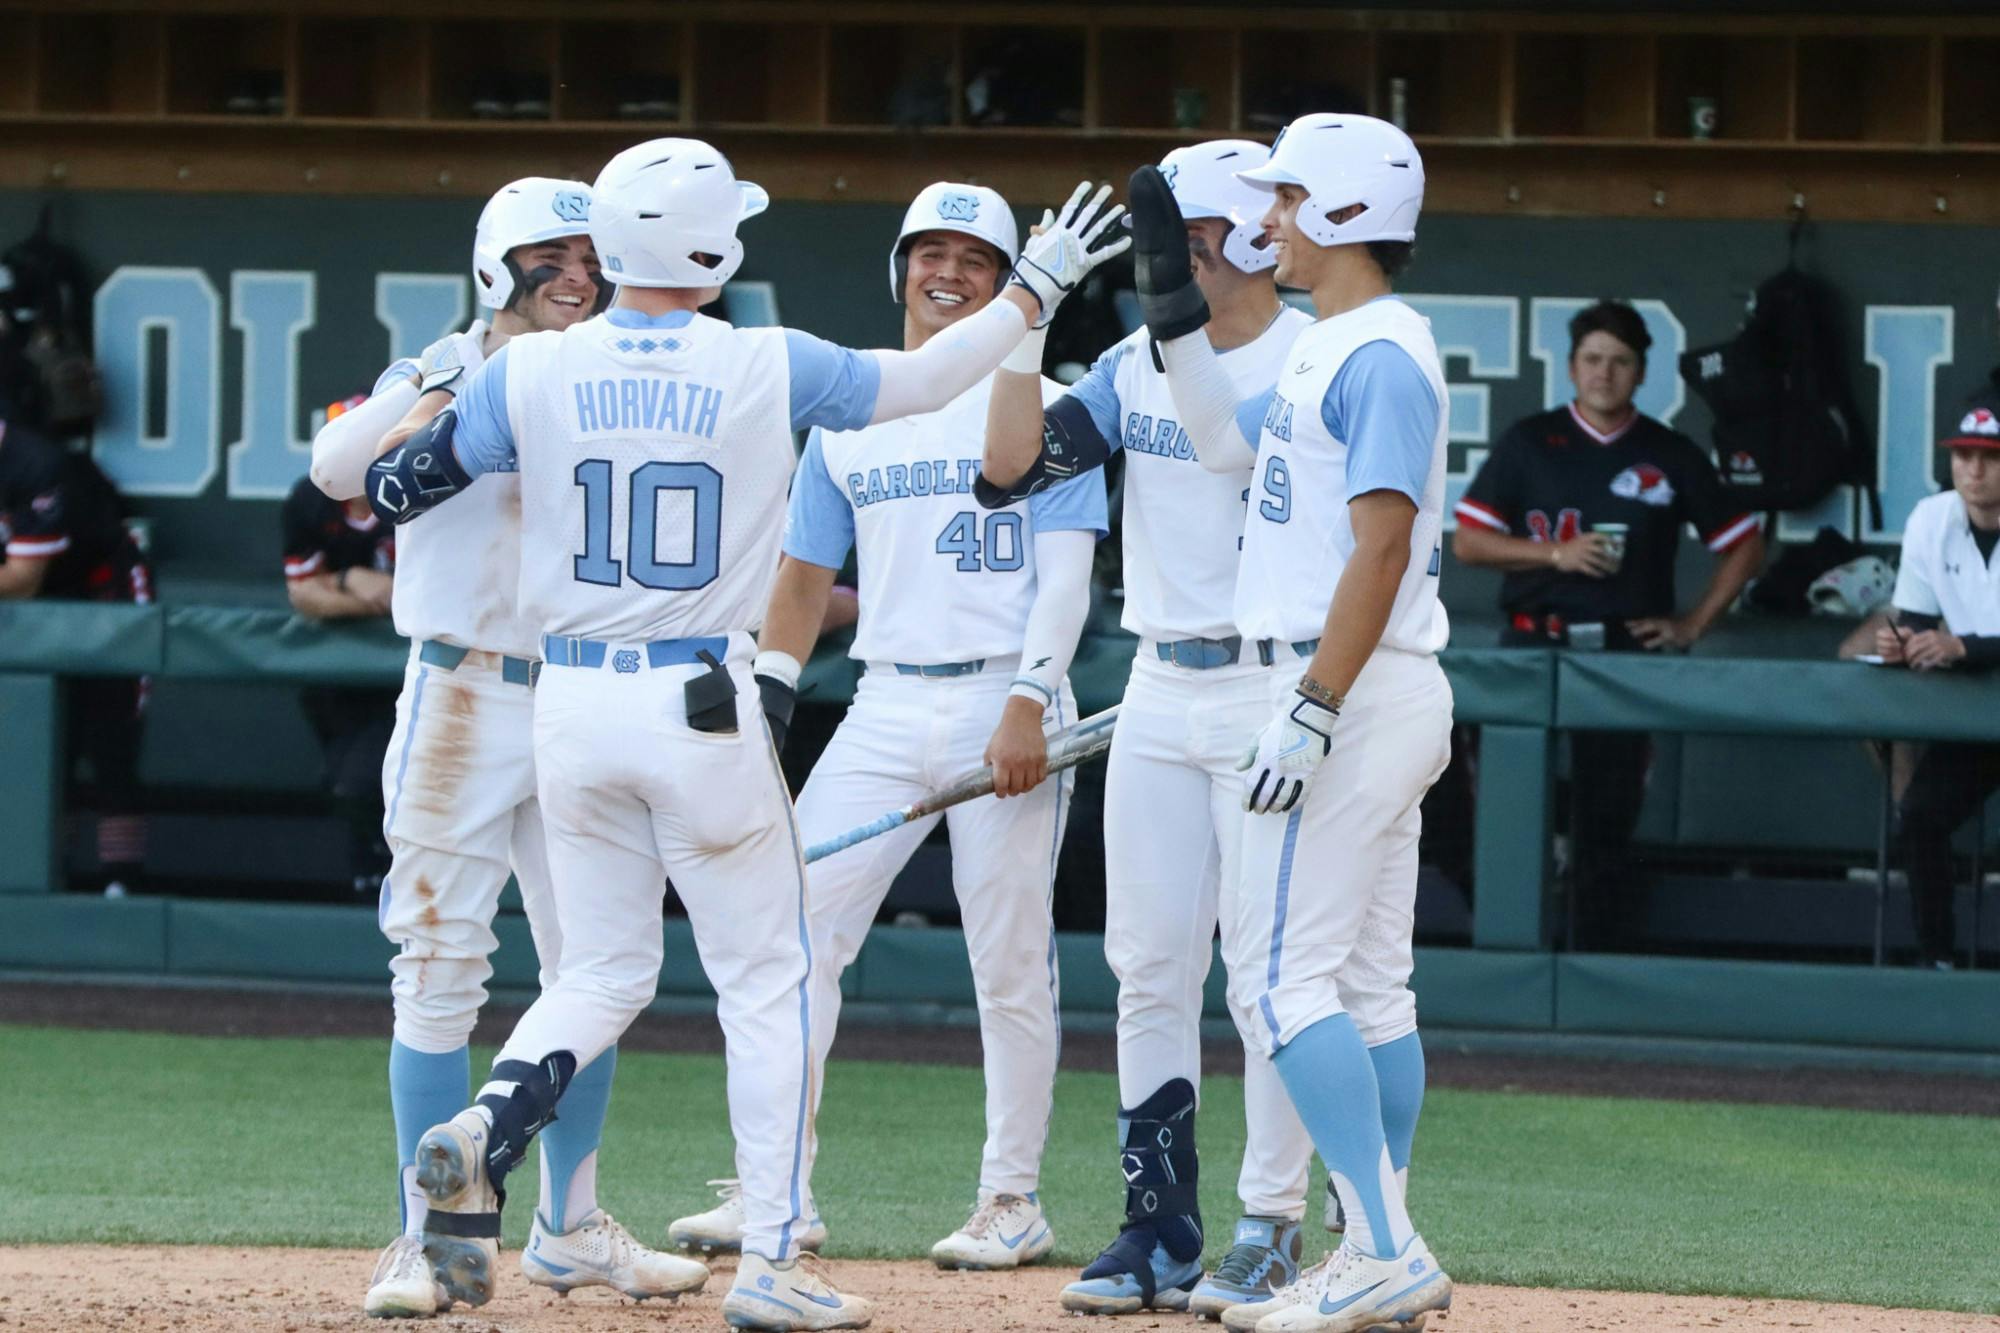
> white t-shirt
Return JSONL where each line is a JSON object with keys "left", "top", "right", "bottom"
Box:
{"left": 1892, "top": 489, "right": 2000, "bottom": 636}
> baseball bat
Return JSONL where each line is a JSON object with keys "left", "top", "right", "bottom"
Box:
{"left": 803, "top": 704, "right": 1120, "bottom": 864}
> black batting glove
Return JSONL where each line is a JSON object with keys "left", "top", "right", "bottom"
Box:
{"left": 756, "top": 673, "right": 796, "bottom": 752}
{"left": 1128, "top": 165, "right": 1211, "bottom": 342}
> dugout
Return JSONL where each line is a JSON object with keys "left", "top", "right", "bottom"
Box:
{"left": 2, "top": 0, "right": 1998, "bottom": 1054}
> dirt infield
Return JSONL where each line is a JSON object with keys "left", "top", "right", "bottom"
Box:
{"left": 4, "top": 1246, "right": 1991, "bottom": 1333}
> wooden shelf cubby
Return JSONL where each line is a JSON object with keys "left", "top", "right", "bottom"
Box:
{"left": 2, "top": 2, "right": 1996, "bottom": 225}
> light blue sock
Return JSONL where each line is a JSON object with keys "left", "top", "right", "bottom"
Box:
{"left": 539, "top": 1046, "right": 616, "bottom": 1234}
{"left": 1368, "top": 1031, "right": 1426, "bottom": 1175}
{"left": 389, "top": 1041, "right": 469, "bottom": 1230}
{"left": 1271, "top": 1014, "right": 1411, "bottom": 1260}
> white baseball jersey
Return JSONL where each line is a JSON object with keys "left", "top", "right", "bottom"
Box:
{"left": 1064, "top": 308, "right": 1312, "bottom": 641}
{"left": 1235, "top": 297, "right": 1450, "bottom": 652}
{"left": 784, "top": 374, "right": 1107, "bottom": 664}
{"left": 1893, "top": 489, "right": 2000, "bottom": 635}
{"left": 366, "top": 330, "right": 541, "bottom": 659}
{"left": 447, "top": 308, "right": 884, "bottom": 642}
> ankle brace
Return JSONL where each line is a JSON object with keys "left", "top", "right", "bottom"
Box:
{"left": 474, "top": 1052, "right": 576, "bottom": 1190}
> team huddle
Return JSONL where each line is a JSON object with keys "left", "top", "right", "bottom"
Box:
{"left": 311, "top": 112, "right": 1455, "bottom": 1333}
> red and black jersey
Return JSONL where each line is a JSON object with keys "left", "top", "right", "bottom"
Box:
{"left": 282, "top": 475, "right": 395, "bottom": 583}
{"left": 0, "top": 417, "right": 140, "bottom": 600}
{"left": 1456, "top": 403, "right": 1759, "bottom": 621}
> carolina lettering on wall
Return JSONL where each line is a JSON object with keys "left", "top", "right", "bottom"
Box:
{"left": 89, "top": 267, "right": 1956, "bottom": 541}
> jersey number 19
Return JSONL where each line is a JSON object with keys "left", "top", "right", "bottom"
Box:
{"left": 572, "top": 457, "right": 722, "bottom": 591}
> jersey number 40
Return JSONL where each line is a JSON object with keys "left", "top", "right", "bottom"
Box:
{"left": 572, "top": 458, "right": 722, "bottom": 590}
{"left": 935, "top": 510, "right": 1024, "bottom": 573}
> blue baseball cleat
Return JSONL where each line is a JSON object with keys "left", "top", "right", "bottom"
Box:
{"left": 1188, "top": 1215, "right": 1304, "bottom": 1320}
{"left": 1059, "top": 1228, "right": 1204, "bottom": 1316}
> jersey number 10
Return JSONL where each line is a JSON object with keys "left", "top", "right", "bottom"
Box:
{"left": 572, "top": 458, "right": 722, "bottom": 590}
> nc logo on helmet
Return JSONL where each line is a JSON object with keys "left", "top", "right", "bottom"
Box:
{"left": 937, "top": 192, "right": 981, "bottom": 223}
{"left": 551, "top": 191, "right": 590, "bottom": 224}
{"left": 1160, "top": 163, "right": 1180, "bottom": 190}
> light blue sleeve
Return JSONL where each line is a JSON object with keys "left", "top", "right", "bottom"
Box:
{"left": 1027, "top": 468, "right": 1110, "bottom": 539}
{"left": 784, "top": 329, "right": 883, "bottom": 434}
{"left": 780, "top": 428, "right": 857, "bottom": 570}
{"left": 1065, "top": 344, "right": 1127, "bottom": 447}
{"left": 371, "top": 357, "right": 420, "bottom": 397}
{"left": 1236, "top": 385, "right": 1277, "bottom": 450}
{"left": 448, "top": 343, "right": 517, "bottom": 477}
{"left": 1324, "top": 340, "right": 1440, "bottom": 504}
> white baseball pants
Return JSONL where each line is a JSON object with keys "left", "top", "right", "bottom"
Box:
{"left": 492, "top": 633, "right": 820, "bottom": 1261}
{"left": 378, "top": 646, "right": 563, "bottom": 1054}
{"left": 798, "top": 664, "right": 1073, "bottom": 1198}
{"left": 1227, "top": 649, "right": 1453, "bottom": 1057}
{"left": 1104, "top": 648, "right": 1317, "bottom": 1220}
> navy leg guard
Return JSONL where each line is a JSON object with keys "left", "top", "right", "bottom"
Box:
{"left": 1079, "top": 1078, "right": 1202, "bottom": 1300}
{"left": 474, "top": 1053, "right": 575, "bottom": 1193}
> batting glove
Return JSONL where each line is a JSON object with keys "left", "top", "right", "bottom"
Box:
{"left": 1128, "top": 165, "right": 1210, "bottom": 342}
{"left": 417, "top": 329, "right": 485, "bottom": 397}
{"left": 1008, "top": 181, "right": 1131, "bottom": 329}
{"left": 753, "top": 649, "right": 801, "bottom": 753}
{"left": 1238, "top": 690, "right": 1339, "bottom": 815}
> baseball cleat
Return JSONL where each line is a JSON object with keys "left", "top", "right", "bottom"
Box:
{"left": 669, "top": 1177, "right": 826, "bottom": 1256}
{"left": 364, "top": 1234, "right": 448, "bottom": 1318}
{"left": 1059, "top": 1235, "right": 1203, "bottom": 1316}
{"left": 1189, "top": 1216, "right": 1303, "bottom": 1319}
{"left": 1227, "top": 1237, "right": 1449, "bottom": 1333}
{"left": 930, "top": 1190, "right": 1055, "bottom": 1270}
{"left": 722, "top": 1251, "right": 873, "bottom": 1330}
{"left": 521, "top": 1209, "right": 709, "bottom": 1301}
{"left": 1324, "top": 1179, "right": 1345, "bottom": 1235}
{"left": 413, "top": 1110, "right": 502, "bottom": 1308}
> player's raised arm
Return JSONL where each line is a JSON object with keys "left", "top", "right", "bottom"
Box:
{"left": 1127, "top": 165, "right": 1264, "bottom": 474}
{"left": 363, "top": 343, "right": 516, "bottom": 525}
{"left": 310, "top": 358, "right": 422, "bottom": 501}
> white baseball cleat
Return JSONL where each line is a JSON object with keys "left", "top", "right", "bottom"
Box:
{"left": 412, "top": 1110, "right": 503, "bottom": 1308}
{"left": 722, "top": 1251, "right": 873, "bottom": 1330}
{"left": 1235, "top": 1237, "right": 1449, "bottom": 1333}
{"left": 929, "top": 1190, "right": 1055, "bottom": 1270}
{"left": 364, "top": 1234, "right": 448, "bottom": 1318}
{"left": 668, "top": 1178, "right": 827, "bottom": 1256}
{"left": 521, "top": 1209, "right": 709, "bottom": 1301}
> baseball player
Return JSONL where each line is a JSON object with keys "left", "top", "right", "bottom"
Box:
{"left": 665, "top": 181, "right": 1107, "bottom": 1272}
{"left": 1127, "top": 114, "right": 1455, "bottom": 1333}
{"left": 978, "top": 141, "right": 1326, "bottom": 1321}
{"left": 310, "top": 177, "right": 709, "bottom": 1318}
{"left": 362, "top": 138, "right": 1127, "bottom": 1330}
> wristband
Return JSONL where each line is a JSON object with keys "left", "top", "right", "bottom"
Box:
{"left": 1001, "top": 325, "right": 1048, "bottom": 376}
{"left": 1009, "top": 676, "right": 1055, "bottom": 707}
{"left": 1295, "top": 675, "right": 1343, "bottom": 713}
{"left": 752, "top": 649, "right": 802, "bottom": 690}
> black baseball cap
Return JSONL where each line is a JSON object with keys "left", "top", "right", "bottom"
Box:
{"left": 1943, "top": 390, "right": 2000, "bottom": 451}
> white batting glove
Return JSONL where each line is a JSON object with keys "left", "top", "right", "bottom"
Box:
{"left": 417, "top": 328, "right": 485, "bottom": 396}
{"left": 1238, "top": 690, "right": 1339, "bottom": 815}
{"left": 1009, "top": 182, "right": 1131, "bottom": 329}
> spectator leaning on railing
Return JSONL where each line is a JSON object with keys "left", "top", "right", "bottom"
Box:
{"left": 1862, "top": 393, "right": 2000, "bottom": 969}
{"left": 281, "top": 468, "right": 399, "bottom": 893}
{"left": 0, "top": 406, "right": 152, "bottom": 895}
{"left": 1451, "top": 300, "right": 1765, "bottom": 942}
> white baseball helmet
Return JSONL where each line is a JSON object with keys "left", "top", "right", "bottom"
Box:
{"left": 589, "top": 138, "right": 770, "bottom": 289}
{"left": 889, "top": 182, "right": 1019, "bottom": 303}
{"left": 472, "top": 177, "right": 595, "bottom": 311}
{"left": 1159, "top": 140, "right": 1277, "bottom": 275}
{"left": 1235, "top": 113, "right": 1424, "bottom": 248}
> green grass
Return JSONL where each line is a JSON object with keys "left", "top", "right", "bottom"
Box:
{"left": 5, "top": 1025, "right": 1997, "bottom": 1314}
